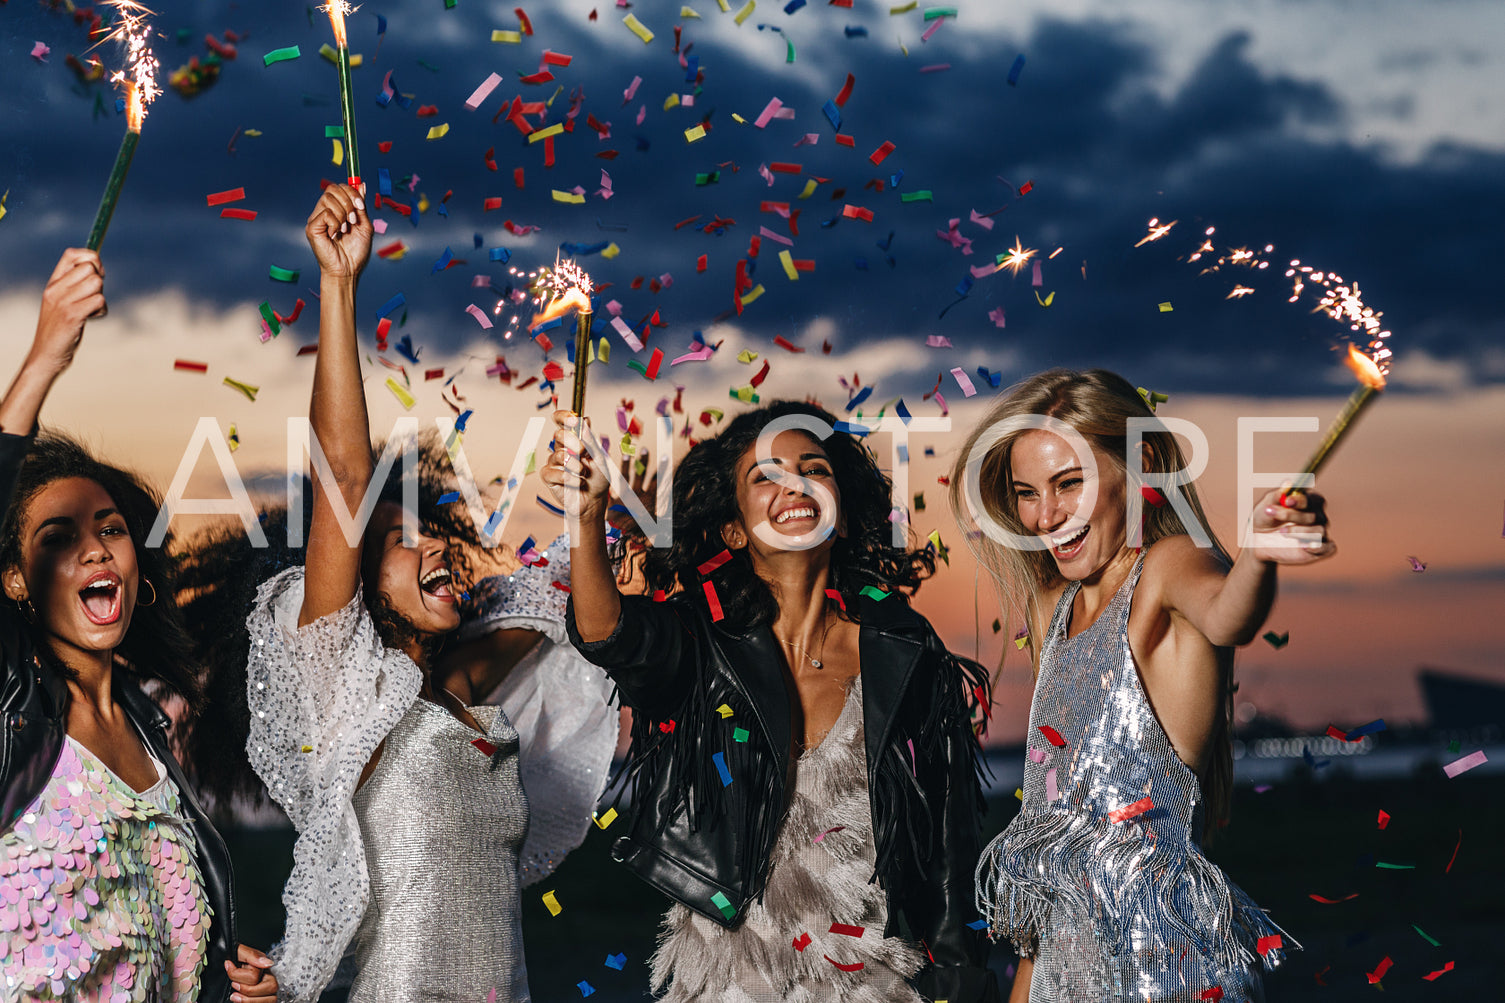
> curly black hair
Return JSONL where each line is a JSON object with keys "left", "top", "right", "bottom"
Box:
{"left": 643, "top": 400, "right": 935, "bottom": 627}
{"left": 175, "top": 432, "right": 488, "bottom": 807}
{"left": 0, "top": 431, "right": 201, "bottom": 709}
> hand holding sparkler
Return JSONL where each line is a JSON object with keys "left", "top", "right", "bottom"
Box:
{"left": 305, "top": 183, "right": 371, "bottom": 282}
{"left": 542, "top": 411, "right": 609, "bottom": 523}
{"left": 1280, "top": 345, "right": 1387, "bottom": 506}
{"left": 1248, "top": 485, "right": 1336, "bottom": 564}
{"left": 530, "top": 258, "right": 595, "bottom": 415}
{"left": 0, "top": 250, "right": 107, "bottom": 434}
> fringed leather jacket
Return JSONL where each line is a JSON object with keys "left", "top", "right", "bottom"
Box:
{"left": 567, "top": 590, "right": 1000, "bottom": 1003}
{"left": 0, "top": 430, "right": 238, "bottom": 1002}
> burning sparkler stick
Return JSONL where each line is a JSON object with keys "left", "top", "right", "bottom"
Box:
{"left": 85, "top": 2, "right": 160, "bottom": 251}
{"left": 530, "top": 259, "right": 595, "bottom": 414}
{"left": 322, "top": 1, "right": 362, "bottom": 185}
{"left": 1282, "top": 345, "right": 1387, "bottom": 503}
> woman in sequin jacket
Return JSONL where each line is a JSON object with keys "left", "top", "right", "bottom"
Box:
{"left": 951, "top": 369, "right": 1335, "bottom": 1002}
{"left": 0, "top": 249, "right": 277, "bottom": 1002}
{"left": 546, "top": 400, "right": 1001, "bottom": 1003}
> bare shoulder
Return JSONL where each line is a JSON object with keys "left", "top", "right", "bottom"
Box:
{"left": 1140, "top": 535, "right": 1228, "bottom": 609}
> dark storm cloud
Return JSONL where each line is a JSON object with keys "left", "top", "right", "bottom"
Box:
{"left": 2, "top": 4, "right": 1500, "bottom": 398}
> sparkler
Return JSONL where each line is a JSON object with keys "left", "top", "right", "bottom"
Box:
{"left": 1282, "top": 345, "right": 1387, "bottom": 503}
{"left": 999, "top": 236, "right": 1036, "bottom": 275}
{"left": 85, "top": 2, "right": 161, "bottom": 251}
{"left": 321, "top": 1, "right": 362, "bottom": 186}
{"left": 530, "top": 258, "right": 595, "bottom": 415}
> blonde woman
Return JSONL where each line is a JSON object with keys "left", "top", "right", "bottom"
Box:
{"left": 951, "top": 369, "right": 1331, "bottom": 1002}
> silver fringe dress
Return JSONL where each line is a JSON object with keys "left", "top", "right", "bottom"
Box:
{"left": 976, "top": 548, "right": 1293, "bottom": 1002}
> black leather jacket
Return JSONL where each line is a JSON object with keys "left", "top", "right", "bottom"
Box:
{"left": 0, "top": 430, "right": 237, "bottom": 1002}
{"left": 568, "top": 590, "right": 1000, "bottom": 1003}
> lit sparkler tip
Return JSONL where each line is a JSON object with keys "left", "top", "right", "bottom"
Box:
{"left": 1000, "top": 236, "right": 1036, "bottom": 275}
{"left": 1343, "top": 343, "right": 1387, "bottom": 389}
{"left": 319, "top": 1, "right": 357, "bottom": 46}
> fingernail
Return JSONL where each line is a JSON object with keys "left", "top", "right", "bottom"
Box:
{"left": 354, "top": 197, "right": 365, "bottom": 211}
{"left": 1279, "top": 525, "right": 1290, "bottom": 534}
{"left": 348, "top": 211, "right": 357, "bottom": 224}
{"left": 1264, "top": 506, "right": 1277, "bottom": 517}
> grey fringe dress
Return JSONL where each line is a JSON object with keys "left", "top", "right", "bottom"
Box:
{"left": 651, "top": 676, "right": 926, "bottom": 1003}
{"left": 976, "top": 547, "right": 1294, "bottom": 1002}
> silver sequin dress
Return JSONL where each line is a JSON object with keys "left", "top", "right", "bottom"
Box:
{"left": 650, "top": 677, "right": 925, "bottom": 1003}
{"left": 976, "top": 548, "right": 1292, "bottom": 1002}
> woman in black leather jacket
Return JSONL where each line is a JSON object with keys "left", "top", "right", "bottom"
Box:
{"left": 0, "top": 248, "right": 276, "bottom": 1002}
{"left": 546, "top": 400, "right": 1000, "bottom": 1002}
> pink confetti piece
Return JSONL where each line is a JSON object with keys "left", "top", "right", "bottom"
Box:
{"left": 372, "top": 218, "right": 389, "bottom": 234}
{"left": 813, "top": 825, "right": 846, "bottom": 843}
{"left": 635, "top": 104, "right": 646, "bottom": 126}
{"left": 754, "top": 97, "right": 785, "bottom": 129}
{"left": 920, "top": 15, "right": 946, "bottom": 42}
{"left": 793, "top": 132, "right": 820, "bottom": 147}
{"left": 949, "top": 367, "right": 977, "bottom": 397}
{"left": 1027, "top": 746, "right": 1047, "bottom": 764}
{"left": 1443, "top": 749, "right": 1487, "bottom": 778}
{"left": 969, "top": 208, "right": 995, "bottom": 231}
{"left": 31, "top": 41, "right": 50, "bottom": 62}
{"left": 611, "top": 315, "right": 645, "bottom": 352}
{"left": 1031, "top": 259, "right": 1043, "bottom": 287}
{"left": 919, "top": 63, "right": 951, "bottom": 73}
{"left": 988, "top": 306, "right": 1007, "bottom": 328}
{"left": 925, "top": 335, "right": 952, "bottom": 348}
{"left": 465, "top": 304, "right": 494, "bottom": 329}
{"left": 622, "top": 75, "right": 642, "bottom": 103}
{"left": 969, "top": 262, "right": 1001, "bottom": 278}
{"left": 671, "top": 344, "right": 715, "bottom": 365}
{"left": 758, "top": 226, "right": 794, "bottom": 246}
{"left": 465, "top": 72, "right": 504, "bottom": 110}
{"left": 605, "top": 299, "right": 624, "bottom": 316}
{"left": 1045, "top": 767, "right": 1059, "bottom": 801}
{"left": 932, "top": 390, "right": 949, "bottom": 416}
{"left": 759, "top": 163, "right": 776, "bottom": 187}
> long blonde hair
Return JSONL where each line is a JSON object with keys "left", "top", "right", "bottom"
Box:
{"left": 948, "top": 368, "right": 1236, "bottom": 838}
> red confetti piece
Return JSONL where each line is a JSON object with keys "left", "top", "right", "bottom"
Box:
{"left": 519, "top": 71, "right": 554, "bottom": 85}
{"left": 1307, "top": 893, "right": 1359, "bottom": 904}
{"left": 824, "top": 588, "right": 846, "bottom": 612}
{"left": 1200, "top": 990, "right": 1224, "bottom": 1002}
{"left": 703, "top": 580, "right": 725, "bottom": 621}
{"left": 534, "top": 332, "right": 554, "bottom": 353}
{"left": 1423, "top": 961, "right": 1454, "bottom": 981}
{"left": 835, "top": 134, "right": 855, "bottom": 147}
{"left": 653, "top": 589, "right": 668, "bottom": 602}
{"left": 378, "top": 140, "right": 393, "bottom": 153}
{"left": 1377, "top": 809, "right": 1390, "bottom": 829}
{"left": 748, "top": 236, "right": 761, "bottom": 258}
{"left": 1140, "top": 485, "right": 1166, "bottom": 507}
{"left": 829, "top": 923, "right": 864, "bottom": 937}
{"left": 550, "top": 581, "right": 571, "bottom": 593}
{"left": 220, "top": 208, "right": 257, "bottom": 220}
{"left": 749, "top": 360, "right": 771, "bottom": 387}
{"left": 416, "top": 104, "right": 439, "bottom": 117}
{"left": 424, "top": 368, "right": 445, "bottom": 381}
{"left": 1366, "top": 955, "right": 1392, "bottom": 984}
{"left": 471, "top": 737, "right": 498, "bottom": 756}
{"left": 824, "top": 957, "right": 865, "bottom": 973}
{"left": 377, "top": 241, "right": 408, "bottom": 259}
{"left": 1019, "top": 180, "right": 1034, "bottom": 195}
{"left": 543, "top": 134, "right": 556, "bottom": 167}
{"left": 644, "top": 347, "right": 664, "bottom": 380}
{"left": 484, "top": 197, "right": 504, "bottom": 211}
{"left": 842, "top": 204, "right": 874, "bottom": 222}
{"left": 543, "top": 361, "right": 565, "bottom": 382}
{"left": 1446, "top": 829, "right": 1462, "bottom": 873}
{"left": 1107, "top": 797, "right": 1154, "bottom": 824}
{"left": 515, "top": 7, "right": 534, "bottom": 34}
{"left": 173, "top": 359, "right": 208, "bottom": 373}
{"left": 276, "top": 298, "right": 306, "bottom": 326}
{"left": 1324, "top": 725, "right": 1349, "bottom": 741}
{"left": 868, "top": 141, "right": 895, "bottom": 166}
{"left": 773, "top": 336, "right": 805, "bottom": 352}
{"left": 205, "top": 187, "right": 245, "bottom": 206}
{"left": 297, "top": 345, "right": 318, "bottom": 356}
{"left": 698, "top": 549, "right": 733, "bottom": 575}
{"left": 696, "top": 254, "right": 707, "bottom": 272}
{"left": 1037, "top": 725, "right": 1067, "bottom": 747}
{"left": 834, "top": 73, "right": 855, "bottom": 107}
{"left": 658, "top": 720, "right": 676, "bottom": 733}
{"left": 768, "top": 162, "right": 803, "bottom": 174}
{"left": 792, "top": 933, "right": 811, "bottom": 951}
{"left": 1255, "top": 934, "right": 1282, "bottom": 956}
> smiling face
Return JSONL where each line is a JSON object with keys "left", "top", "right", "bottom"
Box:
{"left": 360, "top": 501, "right": 462, "bottom": 637}
{"left": 1008, "top": 429, "right": 1131, "bottom": 581}
{"left": 724, "top": 429, "right": 842, "bottom": 558}
{"left": 2, "top": 477, "right": 139, "bottom": 664}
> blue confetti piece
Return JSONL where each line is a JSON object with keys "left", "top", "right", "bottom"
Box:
{"left": 685, "top": 55, "right": 699, "bottom": 83}
{"left": 889, "top": 169, "right": 905, "bottom": 188}
{"left": 431, "top": 246, "right": 454, "bottom": 274}
{"left": 1345, "top": 719, "right": 1387, "bottom": 741}
{"left": 376, "top": 13, "right": 387, "bottom": 35}
{"left": 783, "top": 0, "right": 807, "bottom": 13}
{"left": 833, "top": 421, "right": 871, "bottom": 437}
{"left": 483, "top": 510, "right": 506, "bottom": 538}
{"left": 844, "top": 25, "right": 868, "bottom": 37}
{"left": 845, "top": 386, "right": 874, "bottom": 411}
{"left": 977, "top": 367, "right": 1002, "bottom": 388}
{"left": 377, "top": 168, "right": 392, "bottom": 197}
{"left": 577, "top": 982, "right": 595, "bottom": 998}
{"left": 604, "top": 953, "right": 627, "bottom": 971}
{"left": 955, "top": 275, "right": 974, "bottom": 297}
{"left": 375, "top": 292, "right": 405, "bottom": 321}
{"left": 473, "top": 232, "right": 484, "bottom": 249}
{"left": 489, "top": 247, "right": 512, "bottom": 263}
{"left": 897, "top": 444, "right": 909, "bottom": 462}
{"left": 923, "top": 446, "right": 935, "bottom": 457}
{"left": 437, "top": 492, "right": 461, "bottom": 505}
{"left": 712, "top": 751, "right": 733, "bottom": 787}
{"left": 455, "top": 408, "right": 474, "bottom": 432}
{"left": 895, "top": 399, "right": 912, "bottom": 425}
{"left": 537, "top": 496, "right": 566, "bottom": 516}
{"left": 560, "top": 240, "right": 611, "bottom": 256}
{"left": 436, "top": 204, "right": 448, "bottom": 218}
{"left": 877, "top": 230, "right": 895, "bottom": 251}
{"left": 967, "top": 919, "right": 988, "bottom": 930}
{"left": 822, "top": 99, "right": 842, "bottom": 132}
{"left": 394, "top": 334, "right": 421, "bottom": 365}
{"left": 1007, "top": 54, "right": 1026, "bottom": 86}
{"left": 115, "top": 97, "right": 126, "bottom": 114}
{"left": 531, "top": 317, "right": 563, "bottom": 335}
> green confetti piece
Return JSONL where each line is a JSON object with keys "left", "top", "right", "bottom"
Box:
{"left": 268, "top": 265, "right": 300, "bottom": 283}
{"left": 324, "top": 125, "right": 345, "bottom": 138}
{"left": 923, "top": 6, "right": 958, "bottom": 19}
{"left": 900, "top": 190, "right": 934, "bottom": 203}
{"left": 263, "top": 46, "right": 302, "bottom": 66}
{"left": 732, "top": 727, "right": 749, "bottom": 743}
{"left": 258, "top": 301, "right": 281, "bottom": 336}
{"left": 1411, "top": 924, "right": 1440, "bottom": 947}
{"left": 444, "top": 0, "right": 457, "bottom": 7}
{"left": 418, "top": 59, "right": 441, "bottom": 72}
{"left": 859, "top": 585, "right": 891, "bottom": 601}
{"left": 709, "top": 891, "right": 736, "bottom": 919}
{"left": 695, "top": 171, "right": 721, "bottom": 186}
{"left": 628, "top": 360, "right": 648, "bottom": 377}
{"left": 1447, "top": 739, "right": 1461, "bottom": 753}
{"left": 1375, "top": 861, "right": 1415, "bottom": 870}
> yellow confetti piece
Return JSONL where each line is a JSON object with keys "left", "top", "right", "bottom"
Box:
{"left": 1014, "top": 633, "right": 1030, "bottom": 650}
{"left": 739, "top": 283, "right": 765, "bottom": 307}
{"left": 716, "top": 704, "right": 735, "bottom": 718}
{"left": 386, "top": 377, "right": 416, "bottom": 409}
{"left": 737, "top": 350, "right": 759, "bottom": 363}
{"left": 528, "top": 122, "right": 565, "bottom": 144}
{"left": 889, "top": 0, "right": 918, "bottom": 12}
{"left": 417, "top": 194, "right": 430, "bottom": 213}
{"left": 684, "top": 124, "right": 707, "bottom": 143}
{"left": 552, "top": 190, "right": 586, "bottom": 204}
{"left": 731, "top": 384, "right": 758, "bottom": 403}
{"left": 227, "top": 423, "right": 240, "bottom": 452}
{"left": 733, "top": 0, "right": 756, "bottom": 25}
{"left": 620, "top": 433, "right": 636, "bottom": 456}
{"left": 0, "top": 189, "right": 8, "bottom": 223}
{"left": 1015, "top": 787, "right": 1024, "bottom": 801}
{"left": 223, "top": 377, "right": 259, "bottom": 401}
{"left": 601, "top": 242, "right": 621, "bottom": 259}
{"left": 796, "top": 178, "right": 819, "bottom": 200}
{"left": 593, "top": 807, "right": 618, "bottom": 829}
{"left": 301, "top": 744, "right": 313, "bottom": 753}
{"left": 597, "top": 337, "right": 611, "bottom": 363}
{"left": 623, "top": 13, "right": 655, "bottom": 43}
{"left": 547, "top": 84, "right": 564, "bottom": 108}
{"left": 243, "top": 129, "right": 263, "bottom": 137}
{"left": 1158, "top": 301, "right": 1173, "bottom": 312}
{"left": 1035, "top": 290, "right": 1055, "bottom": 307}
{"left": 663, "top": 93, "right": 681, "bottom": 111}
{"left": 680, "top": 6, "right": 701, "bottom": 17}
{"left": 717, "top": 0, "right": 730, "bottom": 11}
{"left": 523, "top": 451, "right": 537, "bottom": 475}
{"left": 732, "top": 112, "right": 747, "bottom": 124}
{"left": 331, "top": 138, "right": 344, "bottom": 166}
{"left": 491, "top": 29, "right": 522, "bottom": 43}
{"left": 542, "top": 890, "right": 563, "bottom": 916}
{"left": 317, "top": 43, "right": 363, "bottom": 66}
{"left": 425, "top": 123, "right": 450, "bottom": 141}
{"left": 779, "top": 249, "right": 798, "bottom": 281}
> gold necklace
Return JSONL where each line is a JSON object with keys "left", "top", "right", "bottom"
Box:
{"left": 776, "top": 626, "right": 827, "bottom": 669}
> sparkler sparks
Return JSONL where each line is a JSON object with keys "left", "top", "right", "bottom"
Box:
{"left": 319, "top": 0, "right": 356, "bottom": 48}
{"left": 999, "top": 236, "right": 1036, "bottom": 275}
{"left": 1134, "top": 217, "right": 1177, "bottom": 247}
{"left": 528, "top": 257, "right": 595, "bottom": 328}
{"left": 98, "top": 1, "right": 161, "bottom": 131}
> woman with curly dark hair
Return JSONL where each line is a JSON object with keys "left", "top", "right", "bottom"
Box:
{"left": 0, "top": 249, "right": 276, "bottom": 1001}
{"left": 545, "top": 400, "right": 1000, "bottom": 1003}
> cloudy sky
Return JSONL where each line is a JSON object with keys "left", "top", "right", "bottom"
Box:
{"left": 2, "top": 0, "right": 1502, "bottom": 740}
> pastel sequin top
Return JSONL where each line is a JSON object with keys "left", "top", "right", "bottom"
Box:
{"left": 1, "top": 736, "right": 210, "bottom": 1002}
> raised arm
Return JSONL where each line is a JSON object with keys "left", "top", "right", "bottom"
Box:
{"left": 298, "top": 184, "right": 374, "bottom": 628}
{"left": 0, "top": 248, "right": 106, "bottom": 437}
{"left": 1157, "top": 487, "right": 1334, "bottom": 647}
{"left": 540, "top": 410, "right": 619, "bottom": 641}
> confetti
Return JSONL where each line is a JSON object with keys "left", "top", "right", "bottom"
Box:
{"left": 829, "top": 923, "right": 864, "bottom": 937}
{"left": 710, "top": 891, "right": 736, "bottom": 919}
{"left": 263, "top": 46, "right": 302, "bottom": 66}
{"left": 173, "top": 360, "right": 209, "bottom": 373}
{"left": 268, "top": 265, "right": 300, "bottom": 282}
{"left": 1255, "top": 934, "right": 1282, "bottom": 956}
{"left": 206, "top": 188, "right": 246, "bottom": 206}
{"left": 623, "top": 13, "right": 655, "bottom": 43}
{"left": 1107, "top": 797, "right": 1153, "bottom": 824}
{"left": 426, "top": 123, "right": 451, "bottom": 140}
{"left": 1423, "top": 961, "right": 1455, "bottom": 981}
{"left": 593, "top": 807, "right": 618, "bottom": 828}
{"left": 1037, "top": 725, "right": 1067, "bottom": 747}
{"left": 223, "top": 377, "right": 259, "bottom": 401}
{"left": 825, "top": 957, "right": 865, "bottom": 973}
{"left": 542, "top": 890, "right": 562, "bottom": 916}
{"left": 1442, "top": 749, "right": 1486, "bottom": 778}
{"left": 385, "top": 377, "right": 416, "bottom": 409}
{"left": 792, "top": 932, "right": 811, "bottom": 951}
{"left": 220, "top": 208, "right": 258, "bottom": 221}
{"left": 712, "top": 751, "right": 733, "bottom": 786}
{"left": 465, "top": 72, "right": 504, "bottom": 110}
{"left": 1262, "top": 631, "right": 1288, "bottom": 649}
{"left": 703, "top": 580, "right": 725, "bottom": 621}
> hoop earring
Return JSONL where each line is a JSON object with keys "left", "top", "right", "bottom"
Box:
{"left": 138, "top": 578, "right": 158, "bottom": 608}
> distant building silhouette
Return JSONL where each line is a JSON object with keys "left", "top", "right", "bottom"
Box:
{"left": 1419, "top": 668, "right": 1505, "bottom": 729}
